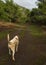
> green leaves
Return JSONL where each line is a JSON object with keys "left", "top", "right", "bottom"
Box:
{"left": 0, "top": 0, "right": 30, "bottom": 24}
{"left": 29, "top": 0, "right": 46, "bottom": 25}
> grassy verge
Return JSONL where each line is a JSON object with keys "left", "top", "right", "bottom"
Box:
{"left": 27, "top": 25, "right": 46, "bottom": 36}
{"left": 0, "top": 31, "right": 7, "bottom": 40}
{"left": 0, "top": 29, "right": 14, "bottom": 40}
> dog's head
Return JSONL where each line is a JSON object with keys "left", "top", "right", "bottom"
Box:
{"left": 15, "top": 36, "right": 19, "bottom": 40}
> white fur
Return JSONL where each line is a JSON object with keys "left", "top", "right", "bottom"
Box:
{"left": 7, "top": 34, "right": 19, "bottom": 61}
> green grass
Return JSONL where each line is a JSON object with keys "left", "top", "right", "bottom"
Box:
{"left": 27, "top": 25, "right": 46, "bottom": 36}
{"left": 0, "top": 29, "right": 14, "bottom": 40}
{"left": 0, "top": 31, "right": 7, "bottom": 40}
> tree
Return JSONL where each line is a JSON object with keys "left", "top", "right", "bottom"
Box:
{"left": 0, "top": 0, "right": 30, "bottom": 24}
{"left": 38, "top": 0, "right": 46, "bottom": 3}
{"left": 29, "top": 0, "right": 46, "bottom": 25}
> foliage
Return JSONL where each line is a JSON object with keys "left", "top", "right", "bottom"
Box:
{"left": 29, "top": 0, "right": 46, "bottom": 25}
{"left": 0, "top": 0, "right": 46, "bottom": 25}
{"left": 0, "top": 0, "right": 30, "bottom": 24}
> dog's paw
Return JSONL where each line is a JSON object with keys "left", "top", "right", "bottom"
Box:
{"left": 12, "top": 58, "right": 15, "bottom": 61}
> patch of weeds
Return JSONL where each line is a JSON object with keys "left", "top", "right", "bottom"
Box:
{"left": 28, "top": 25, "right": 46, "bottom": 37}
{"left": 0, "top": 31, "right": 7, "bottom": 40}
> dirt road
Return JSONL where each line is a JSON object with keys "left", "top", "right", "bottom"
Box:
{"left": 0, "top": 27, "right": 46, "bottom": 65}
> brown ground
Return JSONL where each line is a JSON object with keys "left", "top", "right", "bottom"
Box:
{"left": 0, "top": 26, "right": 46, "bottom": 65}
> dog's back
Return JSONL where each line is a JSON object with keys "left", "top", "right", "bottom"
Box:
{"left": 7, "top": 34, "right": 19, "bottom": 47}
{"left": 10, "top": 35, "right": 19, "bottom": 44}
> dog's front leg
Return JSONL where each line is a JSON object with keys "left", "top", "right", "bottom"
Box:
{"left": 9, "top": 48, "right": 11, "bottom": 55}
{"left": 16, "top": 44, "right": 19, "bottom": 52}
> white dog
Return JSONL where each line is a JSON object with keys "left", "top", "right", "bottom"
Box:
{"left": 7, "top": 33, "right": 19, "bottom": 61}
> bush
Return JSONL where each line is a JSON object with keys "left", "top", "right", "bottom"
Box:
{"left": 31, "top": 15, "right": 46, "bottom": 25}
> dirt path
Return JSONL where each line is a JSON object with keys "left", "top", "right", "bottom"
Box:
{"left": 0, "top": 27, "right": 46, "bottom": 65}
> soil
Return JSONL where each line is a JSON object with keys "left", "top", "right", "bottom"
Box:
{"left": 0, "top": 27, "right": 46, "bottom": 65}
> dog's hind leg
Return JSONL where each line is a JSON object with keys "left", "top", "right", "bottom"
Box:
{"left": 12, "top": 50, "right": 15, "bottom": 61}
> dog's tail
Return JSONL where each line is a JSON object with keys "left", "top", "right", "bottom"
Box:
{"left": 7, "top": 33, "right": 10, "bottom": 42}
